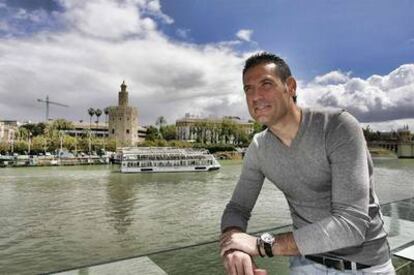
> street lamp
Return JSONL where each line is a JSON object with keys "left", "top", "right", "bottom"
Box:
{"left": 88, "top": 129, "right": 92, "bottom": 157}
{"left": 74, "top": 131, "right": 78, "bottom": 155}
{"left": 59, "top": 130, "right": 63, "bottom": 160}
{"left": 10, "top": 134, "right": 14, "bottom": 154}
{"left": 28, "top": 131, "right": 32, "bottom": 155}
{"left": 44, "top": 138, "right": 47, "bottom": 155}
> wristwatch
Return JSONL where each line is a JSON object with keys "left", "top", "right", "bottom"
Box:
{"left": 260, "top": 232, "right": 275, "bottom": 257}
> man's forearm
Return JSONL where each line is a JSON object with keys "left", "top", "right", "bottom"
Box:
{"left": 273, "top": 232, "right": 300, "bottom": 256}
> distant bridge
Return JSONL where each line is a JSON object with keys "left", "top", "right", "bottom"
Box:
{"left": 369, "top": 142, "right": 414, "bottom": 158}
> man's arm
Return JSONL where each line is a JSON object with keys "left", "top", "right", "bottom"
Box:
{"left": 221, "top": 137, "right": 265, "bottom": 233}
{"left": 220, "top": 137, "right": 266, "bottom": 274}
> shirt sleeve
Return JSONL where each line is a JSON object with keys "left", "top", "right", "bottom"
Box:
{"left": 220, "top": 136, "right": 265, "bottom": 232}
{"left": 293, "top": 111, "right": 371, "bottom": 255}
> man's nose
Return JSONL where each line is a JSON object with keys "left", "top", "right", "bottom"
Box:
{"left": 251, "top": 87, "right": 265, "bottom": 101}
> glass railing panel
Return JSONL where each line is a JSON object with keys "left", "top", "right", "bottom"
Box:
{"left": 48, "top": 198, "right": 414, "bottom": 275}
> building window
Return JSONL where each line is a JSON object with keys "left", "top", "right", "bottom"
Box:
{"left": 112, "top": 129, "right": 115, "bottom": 134}
{"left": 119, "top": 118, "right": 122, "bottom": 121}
{"left": 126, "top": 129, "right": 130, "bottom": 134}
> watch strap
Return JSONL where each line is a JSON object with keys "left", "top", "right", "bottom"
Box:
{"left": 263, "top": 240, "right": 273, "bottom": 257}
{"left": 256, "top": 237, "right": 264, "bottom": 257}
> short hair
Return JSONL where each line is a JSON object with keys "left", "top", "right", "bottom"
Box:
{"left": 243, "top": 52, "right": 296, "bottom": 103}
{"left": 243, "top": 52, "right": 292, "bottom": 82}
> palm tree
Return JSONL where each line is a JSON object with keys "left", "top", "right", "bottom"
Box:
{"left": 17, "top": 127, "right": 29, "bottom": 141}
{"left": 155, "top": 116, "right": 167, "bottom": 129}
{"left": 155, "top": 116, "right": 167, "bottom": 139}
{"left": 95, "top": 108, "right": 102, "bottom": 127}
{"left": 104, "top": 107, "right": 110, "bottom": 124}
{"left": 88, "top": 108, "right": 95, "bottom": 129}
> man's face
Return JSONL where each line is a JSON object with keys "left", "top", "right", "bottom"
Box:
{"left": 243, "top": 63, "right": 294, "bottom": 126}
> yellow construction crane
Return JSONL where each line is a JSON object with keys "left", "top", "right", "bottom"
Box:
{"left": 37, "top": 95, "right": 69, "bottom": 121}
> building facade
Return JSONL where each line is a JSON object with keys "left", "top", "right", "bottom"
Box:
{"left": 176, "top": 114, "right": 254, "bottom": 144}
{"left": 63, "top": 121, "right": 146, "bottom": 141}
{"left": 0, "top": 120, "right": 18, "bottom": 143}
{"left": 107, "top": 81, "right": 141, "bottom": 147}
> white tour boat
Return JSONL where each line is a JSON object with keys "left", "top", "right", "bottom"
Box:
{"left": 119, "top": 147, "right": 221, "bottom": 173}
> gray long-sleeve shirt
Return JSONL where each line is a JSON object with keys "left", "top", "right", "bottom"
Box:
{"left": 221, "top": 108, "right": 390, "bottom": 266}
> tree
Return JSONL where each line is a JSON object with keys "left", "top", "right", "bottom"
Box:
{"left": 220, "top": 119, "right": 237, "bottom": 144}
{"left": 233, "top": 126, "right": 249, "bottom": 146}
{"left": 42, "top": 120, "right": 74, "bottom": 152}
{"left": 52, "top": 119, "right": 74, "bottom": 131}
{"left": 249, "top": 121, "right": 266, "bottom": 140}
{"left": 193, "top": 121, "right": 204, "bottom": 143}
{"left": 88, "top": 108, "right": 95, "bottom": 128}
{"left": 105, "top": 138, "right": 117, "bottom": 152}
{"left": 17, "top": 127, "right": 29, "bottom": 141}
{"left": 104, "top": 107, "right": 110, "bottom": 123}
{"left": 63, "top": 135, "right": 77, "bottom": 151}
{"left": 95, "top": 108, "right": 102, "bottom": 126}
{"left": 14, "top": 140, "right": 28, "bottom": 154}
{"left": 0, "top": 142, "right": 9, "bottom": 154}
{"left": 155, "top": 116, "right": 167, "bottom": 129}
{"left": 20, "top": 122, "right": 46, "bottom": 136}
{"left": 31, "top": 136, "right": 48, "bottom": 154}
{"left": 145, "top": 126, "right": 160, "bottom": 141}
{"left": 160, "top": 125, "right": 177, "bottom": 141}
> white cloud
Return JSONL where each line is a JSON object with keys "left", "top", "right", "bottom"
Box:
{"left": 299, "top": 64, "right": 414, "bottom": 124}
{"left": 59, "top": 0, "right": 151, "bottom": 39}
{"left": 236, "top": 29, "right": 253, "bottom": 42}
{"left": 313, "top": 70, "right": 350, "bottom": 85}
{"left": 0, "top": 0, "right": 248, "bottom": 125}
{"left": 144, "top": 0, "right": 174, "bottom": 24}
{"left": 0, "top": 0, "right": 413, "bottom": 132}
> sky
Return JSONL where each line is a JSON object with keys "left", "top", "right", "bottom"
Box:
{"left": 0, "top": 0, "right": 413, "bottom": 131}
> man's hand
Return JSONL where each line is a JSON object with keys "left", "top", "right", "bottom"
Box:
{"left": 220, "top": 232, "right": 258, "bottom": 257}
{"left": 222, "top": 250, "right": 267, "bottom": 275}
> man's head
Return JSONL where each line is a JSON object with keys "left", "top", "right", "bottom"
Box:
{"left": 242, "top": 52, "right": 297, "bottom": 127}
{"left": 243, "top": 52, "right": 296, "bottom": 103}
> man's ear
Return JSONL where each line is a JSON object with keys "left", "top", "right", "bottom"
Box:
{"left": 286, "top": 76, "right": 297, "bottom": 97}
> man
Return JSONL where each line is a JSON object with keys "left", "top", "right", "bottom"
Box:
{"left": 219, "top": 52, "right": 395, "bottom": 274}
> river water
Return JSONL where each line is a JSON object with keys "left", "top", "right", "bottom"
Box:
{"left": 0, "top": 158, "right": 413, "bottom": 274}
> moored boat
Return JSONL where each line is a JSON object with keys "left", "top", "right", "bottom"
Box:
{"left": 119, "top": 147, "right": 221, "bottom": 173}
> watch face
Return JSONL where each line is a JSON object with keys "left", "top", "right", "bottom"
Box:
{"left": 261, "top": 233, "right": 274, "bottom": 243}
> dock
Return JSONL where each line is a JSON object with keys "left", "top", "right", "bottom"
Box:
{"left": 0, "top": 155, "right": 110, "bottom": 167}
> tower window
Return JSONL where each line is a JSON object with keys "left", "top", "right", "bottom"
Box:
{"left": 126, "top": 129, "right": 130, "bottom": 134}
{"left": 112, "top": 129, "right": 115, "bottom": 134}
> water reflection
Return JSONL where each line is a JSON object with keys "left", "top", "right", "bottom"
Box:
{"left": 105, "top": 173, "right": 138, "bottom": 234}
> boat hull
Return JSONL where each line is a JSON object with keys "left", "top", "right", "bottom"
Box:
{"left": 120, "top": 164, "right": 220, "bottom": 173}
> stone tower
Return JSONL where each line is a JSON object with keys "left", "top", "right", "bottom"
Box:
{"left": 108, "top": 81, "right": 139, "bottom": 147}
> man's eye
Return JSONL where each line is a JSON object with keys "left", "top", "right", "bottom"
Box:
{"left": 262, "top": 83, "right": 272, "bottom": 89}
